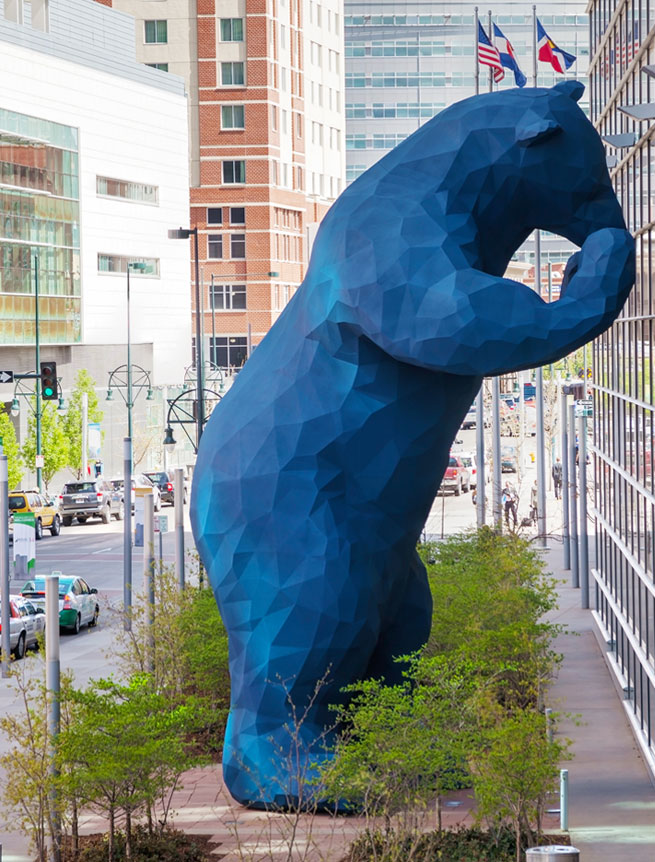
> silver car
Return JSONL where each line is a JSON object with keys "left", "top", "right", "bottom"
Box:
{"left": 0, "top": 595, "right": 46, "bottom": 659}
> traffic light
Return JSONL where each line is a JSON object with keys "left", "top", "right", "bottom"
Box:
{"left": 40, "top": 361, "right": 57, "bottom": 401}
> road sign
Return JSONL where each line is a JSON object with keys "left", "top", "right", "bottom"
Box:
{"left": 154, "top": 514, "right": 169, "bottom": 533}
{"left": 575, "top": 399, "right": 593, "bottom": 418}
{"left": 13, "top": 512, "right": 35, "bottom": 578}
{"left": 0, "top": 371, "right": 14, "bottom": 384}
{"left": 35, "top": 455, "right": 44, "bottom": 468}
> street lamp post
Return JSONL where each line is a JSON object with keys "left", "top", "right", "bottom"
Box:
{"left": 125, "top": 261, "right": 148, "bottom": 438}
{"left": 168, "top": 227, "right": 204, "bottom": 448}
{"left": 122, "top": 259, "right": 146, "bottom": 632}
{"left": 34, "top": 258, "right": 42, "bottom": 492}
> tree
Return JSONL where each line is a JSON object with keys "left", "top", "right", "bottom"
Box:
{"left": 471, "top": 708, "right": 569, "bottom": 862}
{"left": 22, "top": 400, "right": 69, "bottom": 491}
{"left": 0, "top": 660, "right": 78, "bottom": 862}
{"left": 58, "top": 674, "right": 205, "bottom": 858}
{"left": 0, "top": 405, "right": 23, "bottom": 489}
{"left": 63, "top": 369, "right": 104, "bottom": 479}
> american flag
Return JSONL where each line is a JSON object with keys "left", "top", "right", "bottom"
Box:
{"left": 602, "top": 22, "right": 639, "bottom": 78}
{"left": 621, "top": 21, "right": 640, "bottom": 63}
{"left": 478, "top": 21, "right": 505, "bottom": 83}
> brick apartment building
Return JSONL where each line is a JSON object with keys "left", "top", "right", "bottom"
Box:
{"left": 98, "top": 0, "right": 345, "bottom": 370}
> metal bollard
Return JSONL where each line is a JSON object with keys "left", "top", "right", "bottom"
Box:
{"left": 560, "top": 767, "right": 569, "bottom": 831}
{"left": 525, "top": 847, "right": 579, "bottom": 861}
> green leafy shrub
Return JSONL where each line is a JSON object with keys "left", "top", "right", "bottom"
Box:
{"left": 114, "top": 570, "right": 230, "bottom": 751}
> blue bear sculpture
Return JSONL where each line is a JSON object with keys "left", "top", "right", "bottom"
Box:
{"left": 191, "top": 81, "right": 634, "bottom": 808}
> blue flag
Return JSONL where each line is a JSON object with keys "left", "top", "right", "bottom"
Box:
{"left": 492, "top": 23, "right": 527, "bottom": 88}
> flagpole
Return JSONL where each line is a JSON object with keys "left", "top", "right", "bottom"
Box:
{"left": 488, "top": 10, "right": 493, "bottom": 92}
{"left": 487, "top": 6, "right": 499, "bottom": 529}
{"left": 474, "top": 5, "right": 485, "bottom": 526}
{"left": 532, "top": 7, "right": 546, "bottom": 544}
{"left": 532, "top": 5, "right": 538, "bottom": 85}
{"left": 474, "top": 7, "right": 480, "bottom": 96}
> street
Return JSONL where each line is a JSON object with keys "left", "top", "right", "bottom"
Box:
{"left": 423, "top": 426, "right": 569, "bottom": 539}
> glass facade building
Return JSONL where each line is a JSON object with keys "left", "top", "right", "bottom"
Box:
{"left": 344, "top": 1, "right": 588, "bottom": 267}
{"left": 589, "top": 0, "right": 655, "bottom": 771}
{"left": 0, "top": 108, "right": 81, "bottom": 344}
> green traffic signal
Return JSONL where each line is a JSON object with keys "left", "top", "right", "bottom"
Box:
{"left": 40, "top": 361, "right": 58, "bottom": 401}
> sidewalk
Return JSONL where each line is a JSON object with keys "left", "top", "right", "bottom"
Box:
{"left": 544, "top": 539, "right": 655, "bottom": 860}
{"left": 3, "top": 533, "right": 655, "bottom": 860}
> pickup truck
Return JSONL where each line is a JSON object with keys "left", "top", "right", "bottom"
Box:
{"left": 440, "top": 455, "right": 471, "bottom": 496}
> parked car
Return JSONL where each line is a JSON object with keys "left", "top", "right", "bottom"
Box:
{"left": 111, "top": 475, "right": 161, "bottom": 512}
{"left": 461, "top": 405, "right": 477, "bottom": 430}
{"left": 0, "top": 595, "right": 46, "bottom": 659}
{"left": 457, "top": 452, "right": 490, "bottom": 490}
{"left": 501, "top": 445, "right": 519, "bottom": 473}
{"left": 440, "top": 455, "right": 471, "bottom": 496}
{"left": 58, "top": 479, "right": 123, "bottom": 526}
{"left": 143, "top": 470, "right": 188, "bottom": 506}
{"left": 8, "top": 490, "right": 61, "bottom": 539}
{"left": 21, "top": 575, "right": 99, "bottom": 634}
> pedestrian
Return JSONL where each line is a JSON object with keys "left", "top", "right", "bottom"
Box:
{"left": 530, "top": 479, "right": 538, "bottom": 524}
{"left": 552, "top": 457, "right": 563, "bottom": 499}
{"left": 503, "top": 482, "right": 518, "bottom": 529}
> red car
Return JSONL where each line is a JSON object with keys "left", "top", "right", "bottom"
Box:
{"left": 440, "top": 455, "right": 471, "bottom": 496}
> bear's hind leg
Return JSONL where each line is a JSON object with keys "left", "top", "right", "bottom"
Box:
{"left": 364, "top": 550, "right": 433, "bottom": 685}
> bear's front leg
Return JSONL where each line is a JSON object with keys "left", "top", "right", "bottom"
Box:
{"left": 219, "top": 558, "right": 386, "bottom": 810}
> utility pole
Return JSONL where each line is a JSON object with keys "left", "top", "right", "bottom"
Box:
{"left": 569, "top": 403, "right": 579, "bottom": 589}
{"left": 561, "top": 388, "right": 570, "bottom": 569}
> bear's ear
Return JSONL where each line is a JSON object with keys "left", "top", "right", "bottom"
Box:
{"left": 516, "top": 113, "right": 562, "bottom": 147}
{"left": 552, "top": 80, "right": 585, "bottom": 102}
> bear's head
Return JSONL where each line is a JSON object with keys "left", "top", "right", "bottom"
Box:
{"left": 328, "top": 82, "right": 624, "bottom": 278}
{"left": 507, "top": 80, "right": 624, "bottom": 247}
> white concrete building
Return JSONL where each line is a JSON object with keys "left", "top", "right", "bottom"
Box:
{"left": 0, "top": 0, "right": 191, "bottom": 387}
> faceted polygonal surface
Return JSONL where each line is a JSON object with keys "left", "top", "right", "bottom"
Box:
{"left": 191, "top": 82, "right": 635, "bottom": 808}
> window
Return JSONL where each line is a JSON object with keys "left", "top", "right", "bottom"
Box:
{"left": 97, "top": 255, "right": 159, "bottom": 276}
{"left": 207, "top": 207, "right": 222, "bottom": 225}
{"left": 222, "top": 105, "right": 245, "bottom": 129}
{"left": 211, "top": 335, "right": 248, "bottom": 367}
{"left": 96, "top": 177, "right": 159, "bottom": 204}
{"left": 223, "top": 160, "right": 245, "bottom": 184}
{"left": 146, "top": 62, "right": 169, "bottom": 72}
{"left": 208, "top": 235, "right": 223, "bottom": 259}
{"left": 230, "top": 234, "right": 246, "bottom": 258}
{"left": 220, "top": 18, "right": 243, "bottom": 41}
{"left": 144, "top": 20, "right": 167, "bottom": 43}
{"left": 221, "top": 61, "right": 244, "bottom": 85}
{"left": 271, "top": 105, "right": 278, "bottom": 131}
{"left": 230, "top": 207, "right": 245, "bottom": 224}
{"left": 211, "top": 283, "right": 246, "bottom": 310}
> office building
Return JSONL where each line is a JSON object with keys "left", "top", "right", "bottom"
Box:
{"left": 106, "top": 0, "right": 346, "bottom": 366}
{"left": 588, "top": 0, "right": 655, "bottom": 776}
{"left": 0, "top": 0, "right": 192, "bottom": 475}
{"left": 344, "top": 0, "right": 588, "bottom": 268}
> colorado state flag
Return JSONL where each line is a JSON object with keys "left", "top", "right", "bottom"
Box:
{"left": 537, "top": 19, "right": 577, "bottom": 73}
{"left": 492, "top": 23, "right": 527, "bottom": 87}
